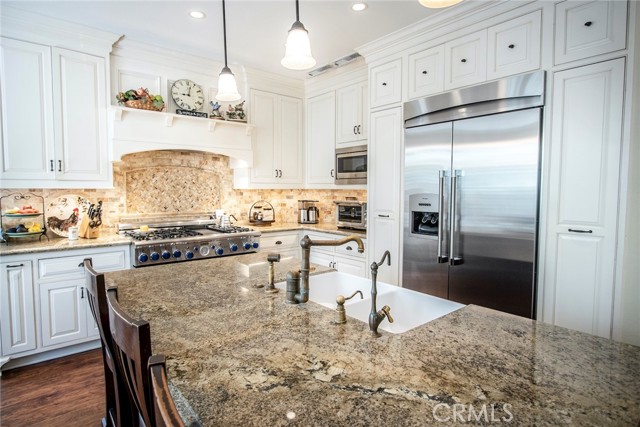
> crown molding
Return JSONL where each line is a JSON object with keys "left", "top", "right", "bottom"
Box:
{"left": 0, "top": 5, "right": 121, "bottom": 54}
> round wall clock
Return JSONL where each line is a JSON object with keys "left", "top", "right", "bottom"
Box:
{"left": 171, "top": 79, "right": 205, "bottom": 111}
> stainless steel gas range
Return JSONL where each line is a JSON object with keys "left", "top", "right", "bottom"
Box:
{"left": 118, "top": 217, "right": 261, "bottom": 267}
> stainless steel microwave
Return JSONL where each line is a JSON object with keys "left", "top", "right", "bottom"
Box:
{"left": 335, "top": 145, "right": 367, "bottom": 185}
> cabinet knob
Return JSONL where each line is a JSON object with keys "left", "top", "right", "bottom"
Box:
{"left": 345, "top": 246, "right": 353, "bottom": 251}
{"left": 422, "top": 70, "right": 428, "bottom": 75}
{"left": 275, "top": 240, "right": 283, "bottom": 245}
{"left": 508, "top": 44, "right": 515, "bottom": 49}
{"left": 461, "top": 58, "right": 467, "bottom": 63}
{"left": 584, "top": 21, "right": 593, "bottom": 27}
{"left": 382, "top": 82, "right": 387, "bottom": 86}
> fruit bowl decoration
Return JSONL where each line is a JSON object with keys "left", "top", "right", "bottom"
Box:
{"left": 116, "top": 87, "right": 165, "bottom": 112}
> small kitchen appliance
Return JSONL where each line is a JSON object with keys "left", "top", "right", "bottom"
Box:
{"left": 335, "top": 145, "right": 367, "bottom": 185}
{"left": 118, "top": 216, "right": 261, "bottom": 267}
{"left": 334, "top": 200, "right": 367, "bottom": 231}
{"left": 298, "top": 200, "right": 319, "bottom": 224}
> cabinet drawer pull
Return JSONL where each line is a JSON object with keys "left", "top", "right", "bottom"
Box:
{"left": 357, "top": 125, "right": 361, "bottom": 134}
{"left": 58, "top": 160, "right": 62, "bottom": 172}
{"left": 279, "top": 169, "right": 283, "bottom": 178}
{"left": 584, "top": 21, "right": 593, "bottom": 27}
{"left": 275, "top": 169, "right": 278, "bottom": 178}
{"left": 275, "top": 240, "right": 283, "bottom": 245}
{"left": 568, "top": 228, "right": 593, "bottom": 234}
{"left": 81, "top": 287, "right": 85, "bottom": 299}
{"left": 50, "top": 160, "right": 54, "bottom": 172}
{"left": 422, "top": 70, "right": 428, "bottom": 75}
{"left": 353, "top": 125, "right": 357, "bottom": 135}
{"left": 508, "top": 44, "right": 515, "bottom": 49}
{"left": 330, "top": 168, "right": 334, "bottom": 177}
{"left": 378, "top": 214, "right": 390, "bottom": 218}
{"left": 7, "top": 264, "right": 24, "bottom": 268}
{"left": 382, "top": 82, "right": 387, "bottom": 86}
{"left": 461, "top": 58, "right": 467, "bottom": 63}
{"left": 345, "top": 246, "right": 352, "bottom": 251}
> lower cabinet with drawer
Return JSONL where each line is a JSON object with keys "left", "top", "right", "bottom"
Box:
{"left": 259, "top": 231, "right": 301, "bottom": 259}
{"left": 306, "top": 231, "right": 368, "bottom": 278}
{"left": 0, "top": 244, "right": 130, "bottom": 371}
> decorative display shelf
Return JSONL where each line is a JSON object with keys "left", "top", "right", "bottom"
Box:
{"left": 109, "top": 106, "right": 255, "bottom": 168}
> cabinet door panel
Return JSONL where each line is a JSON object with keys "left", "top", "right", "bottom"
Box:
{"left": 40, "top": 281, "right": 86, "bottom": 347}
{"left": 0, "top": 38, "right": 55, "bottom": 180}
{"left": 52, "top": 48, "right": 108, "bottom": 181}
{"left": 370, "top": 59, "right": 402, "bottom": 108}
{"left": 407, "top": 44, "right": 445, "bottom": 99}
{"left": 279, "top": 95, "right": 303, "bottom": 183}
{"left": 444, "top": 30, "right": 487, "bottom": 90}
{"left": 250, "top": 90, "right": 277, "bottom": 183}
{"left": 368, "top": 108, "right": 402, "bottom": 216}
{"left": 306, "top": 92, "right": 336, "bottom": 185}
{"left": 1, "top": 262, "right": 36, "bottom": 355}
{"left": 370, "top": 217, "right": 399, "bottom": 285}
{"left": 542, "top": 58, "right": 624, "bottom": 339}
{"left": 334, "top": 256, "right": 367, "bottom": 278}
{"left": 336, "top": 85, "right": 359, "bottom": 144}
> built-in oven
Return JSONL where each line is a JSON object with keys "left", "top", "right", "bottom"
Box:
{"left": 335, "top": 201, "right": 367, "bottom": 230}
{"left": 335, "top": 145, "right": 367, "bottom": 185}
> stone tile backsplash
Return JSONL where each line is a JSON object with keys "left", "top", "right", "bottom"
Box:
{"left": 1, "top": 150, "right": 366, "bottom": 235}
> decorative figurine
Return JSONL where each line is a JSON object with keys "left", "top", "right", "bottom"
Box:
{"left": 225, "top": 100, "right": 246, "bottom": 122}
{"left": 209, "top": 101, "right": 224, "bottom": 120}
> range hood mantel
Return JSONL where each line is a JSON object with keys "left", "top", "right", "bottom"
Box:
{"left": 110, "top": 106, "right": 254, "bottom": 168}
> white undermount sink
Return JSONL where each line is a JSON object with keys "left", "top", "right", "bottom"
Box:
{"left": 275, "top": 271, "right": 464, "bottom": 334}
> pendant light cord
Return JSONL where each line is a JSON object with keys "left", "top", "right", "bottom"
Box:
{"left": 222, "top": 0, "right": 229, "bottom": 67}
{"left": 295, "top": 0, "right": 300, "bottom": 21}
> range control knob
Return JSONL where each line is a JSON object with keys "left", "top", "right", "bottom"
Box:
{"left": 161, "top": 250, "right": 171, "bottom": 260}
{"left": 185, "top": 251, "right": 194, "bottom": 259}
{"left": 173, "top": 250, "right": 182, "bottom": 258}
{"left": 230, "top": 243, "right": 238, "bottom": 252}
{"left": 138, "top": 253, "right": 149, "bottom": 263}
{"left": 199, "top": 246, "right": 210, "bottom": 256}
{"left": 216, "top": 247, "right": 224, "bottom": 256}
{"left": 243, "top": 242, "right": 251, "bottom": 250}
{"left": 150, "top": 252, "right": 160, "bottom": 261}
{"left": 252, "top": 242, "right": 260, "bottom": 249}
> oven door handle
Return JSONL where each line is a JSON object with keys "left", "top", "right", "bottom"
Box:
{"left": 437, "top": 170, "right": 448, "bottom": 263}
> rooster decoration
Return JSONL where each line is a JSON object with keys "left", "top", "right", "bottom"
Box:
{"left": 47, "top": 207, "right": 79, "bottom": 233}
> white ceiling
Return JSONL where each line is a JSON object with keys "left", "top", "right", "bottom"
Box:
{"left": 1, "top": 0, "right": 447, "bottom": 79}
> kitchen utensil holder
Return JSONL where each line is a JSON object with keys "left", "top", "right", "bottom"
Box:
{"left": 249, "top": 200, "right": 275, "bottom": 226}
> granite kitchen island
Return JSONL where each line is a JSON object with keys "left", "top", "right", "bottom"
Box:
{"left": 104, "top": 253, "right": 640, "bottom": 426}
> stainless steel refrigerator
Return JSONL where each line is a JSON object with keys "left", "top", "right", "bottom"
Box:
{"left": 402, "top": 71, "right": 544, "bottom": 318}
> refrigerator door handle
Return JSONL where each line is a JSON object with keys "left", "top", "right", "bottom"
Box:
{"left": 449, "top": 170, "right": 463, "bottom": 266}
{"left": 437, "top": 170, "right": 448, "bottom": 263}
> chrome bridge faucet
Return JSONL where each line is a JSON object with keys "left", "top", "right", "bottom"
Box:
{"left": 285, "top": 235, "right": 365, "bottom": 304}
{"left": 369, "top": 250, "right": 393, "bottom": 336}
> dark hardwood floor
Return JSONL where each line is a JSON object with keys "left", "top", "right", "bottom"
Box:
{"left": 0, "top": 349, "right": 105, "bottom": 427}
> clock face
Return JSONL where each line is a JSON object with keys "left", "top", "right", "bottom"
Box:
{"left": 171, "top": 79, "right": 205, "bottom": 111}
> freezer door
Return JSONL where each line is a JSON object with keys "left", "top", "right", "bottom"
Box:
{"left": 403, "top": 122, "right": 452, "bottom": 298}
{"left": 448, "top": 108, "right": 541, "bottom": 318}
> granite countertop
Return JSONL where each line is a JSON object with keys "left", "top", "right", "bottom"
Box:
{"left": 0, "top": 222, "right": 361, "bottom": 256}
{"left": 105, "top": 253, "right": 640, "bottom": 426}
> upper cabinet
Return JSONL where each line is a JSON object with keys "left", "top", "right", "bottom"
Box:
{"left": 306, "top": 92, "right": 336, "bottom": 186}
{"left": 487, "top": 10, "right": 542, "bottom": 80}
{"left": 336, "top": 81, "right": 368, "bottom": 145}
{"left": 407, "top": 44, "right": 445, "bottom": 100}
{"left": 554, "top": 0, "right": 628, "bottom": 65}
{"left": 444, "top": 30, "right": 487, "bottom": 90}
{"left": 0, "top": 38, "right": 111, "bottom": 188}
{"left": 245, "top": 89, "right": 303, "bottom": 187}
{"left": 370, "top": 58, "right": 402, "bottom": 109}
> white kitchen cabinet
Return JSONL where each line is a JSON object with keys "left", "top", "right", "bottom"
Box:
{"left": 0, "top": 37, "right": 55, "bottom": 181}
{"left": 306, "top": 92, "right": 336, "bottom": 185}
{"left": 39, "top": 279, "right": 90, "bottom": 347}
{"left": 487, "top": 10, "right": 541, "bottom": 80}
{"left": 0, "top": 261, "right": 36, "bottom": 356}
{"left": 367, "top": 107, "right": 402, "bottom": 285}
{"left": 554, "top": 0, "right": 627, "bottom": 65}
{"left": 0, "top": 38, "right": 111, "bottom": 187}
{"left": 260, "top": 231, "right": 301, "bottom": 259}
{"left": 249, "top": 89, "right": 303, "bottom": 187}
{"left": 407, "top": 44, "right": 445, "bottom": 100}
{"left": 370, "top": 58, "right": 402, "bottom": 109}
{"left": 542, "top": 58, "right": 625, "bottom": 339}
{"left": 306, "top": 231, "right": 368, "bottom": 278}
{"left": 336, "top": 80, "right": 368, "bottom": 145}
{"left": 444, "top": 30, "right": 487, "bottom": 90}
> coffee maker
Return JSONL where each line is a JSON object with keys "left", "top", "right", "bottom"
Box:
{"left": 298, "top": 200, "right": 319, "bottom": 224}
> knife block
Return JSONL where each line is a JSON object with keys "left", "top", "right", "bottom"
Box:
{"left": 85, "top": 226, "right": 100, "bottom": 239}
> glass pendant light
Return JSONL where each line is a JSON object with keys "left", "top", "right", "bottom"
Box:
{"left": 216, "top": 0, "right": 241, "bottom": 102}
{"left": 418, "top": 0, "right": 463, "bottom": 8}
{"left": 281, "top": 0, "right": 316, "bottom": 70}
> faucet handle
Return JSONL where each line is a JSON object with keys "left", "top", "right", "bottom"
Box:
{"left": 380, "top": 305, "right": 394, "bottom": 323}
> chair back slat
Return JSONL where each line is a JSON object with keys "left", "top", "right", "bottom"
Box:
{"left": 107, "top": 287, "right": 154, "bottom": 427}
{"left": 149, "top": 354, "right": 186, "bottom": 427}
{"left": 83, "top": 258, "right": 133, "bottom": 427}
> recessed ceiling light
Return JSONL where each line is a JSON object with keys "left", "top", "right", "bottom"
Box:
{"left": 352, "top": 3, "right": 367, "bottom": 12}
{"left": 189, "top": 10, "right": 206, "bottom": 19}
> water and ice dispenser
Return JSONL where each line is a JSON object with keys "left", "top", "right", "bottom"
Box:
{"left": 409, "top": 193, "right": 439, "bottom": 236}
